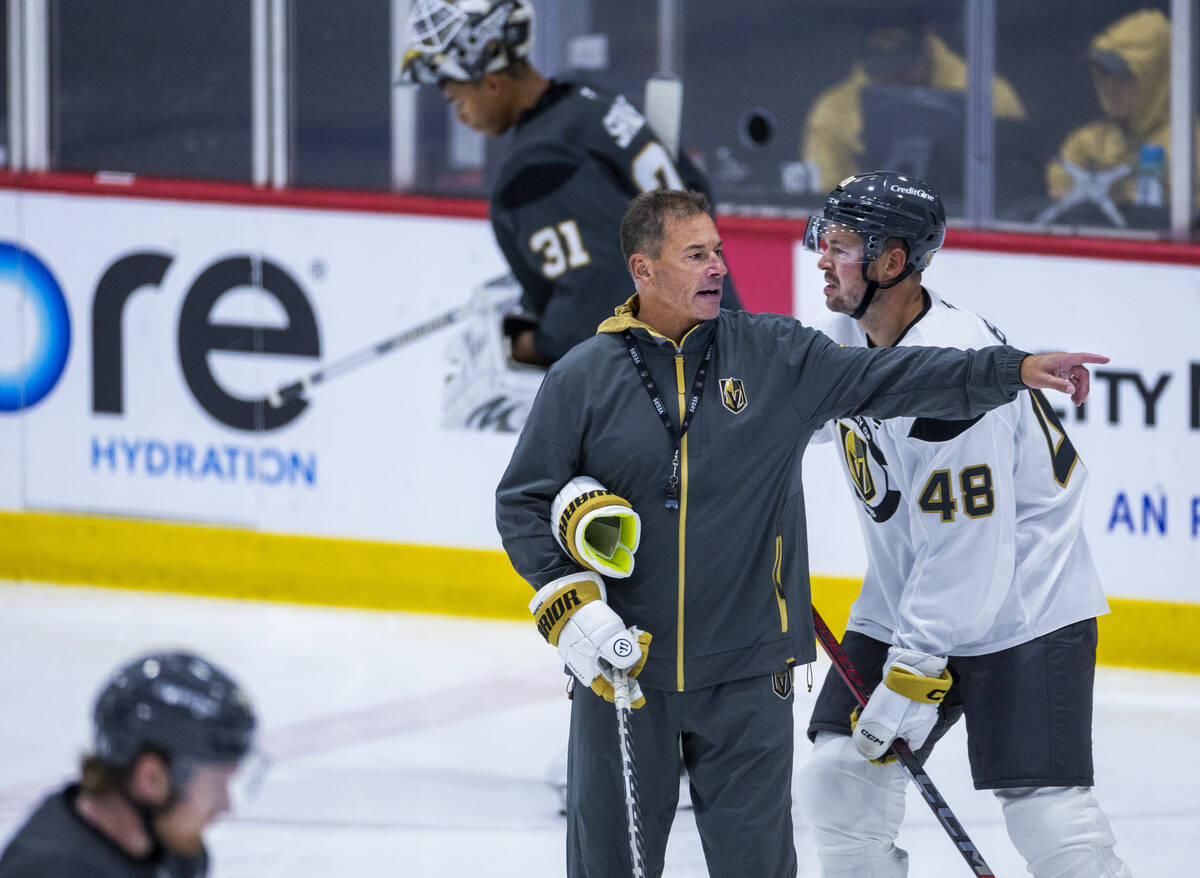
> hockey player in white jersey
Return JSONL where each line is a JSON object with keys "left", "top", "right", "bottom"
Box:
{"left": 796, "top": 172, "right": 1132, "bottom": 878}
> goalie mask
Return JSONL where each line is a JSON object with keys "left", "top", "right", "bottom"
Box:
{"left": 551, "top": 477, "right": 642, "bottom": 579}
{"left": 398, "top": 0, "right": 534, "bottom": 85}
{"left": 802, "top": 171, "right": 946, "bottom": 319}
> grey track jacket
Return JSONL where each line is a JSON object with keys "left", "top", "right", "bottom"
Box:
{"left": 495, "top": 299, "right": 1028, "bottom": 692}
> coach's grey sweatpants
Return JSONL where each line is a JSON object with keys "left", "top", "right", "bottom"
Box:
{"left": 566, "top": 670, "right": 797, "bottom": 878}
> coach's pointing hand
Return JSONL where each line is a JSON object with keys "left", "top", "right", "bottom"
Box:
{"left": 1019, "top": 352, "right": 1109, "bottom": 406}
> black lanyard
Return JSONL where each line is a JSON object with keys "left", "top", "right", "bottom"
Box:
{"left": 622, "top": 330, "right": 714, "bottom": 510}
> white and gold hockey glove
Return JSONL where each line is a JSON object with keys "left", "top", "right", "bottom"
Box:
{"left": 530, "top": 572, "right": 652, "bottom": 708}
{"left": 852, "top": 647, "right": 952, "bottom": 763}
{"left": 551, "top": 477, "right": 641, "bottom": 579}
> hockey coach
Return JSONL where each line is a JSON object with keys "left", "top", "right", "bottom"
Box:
{"left": 495, "top": 188, "right": 1106, "bottom": 877}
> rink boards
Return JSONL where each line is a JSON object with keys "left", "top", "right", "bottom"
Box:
{"left": 0, "top": 184, "right": 1195, "bottom": 672}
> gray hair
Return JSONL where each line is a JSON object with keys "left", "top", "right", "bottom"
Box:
{"left": 620, "top": 189, "right": 711, "bottom": 264}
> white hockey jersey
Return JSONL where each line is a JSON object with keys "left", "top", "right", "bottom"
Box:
{"left": 814, "top": 291, "right": 1110, "bottom": 657}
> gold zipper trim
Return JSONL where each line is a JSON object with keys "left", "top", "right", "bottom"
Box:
{"left": 773, "top": 534, "right": 788, "bottom": 632}
{"left": 675, "top": 351, "right": 688, "bottom": 691}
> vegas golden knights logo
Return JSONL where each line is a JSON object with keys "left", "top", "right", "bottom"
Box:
{"left": 772, "top": 668, "right": 794, "bottom": 700}
{"left": 840, "top": 426, "right": 876, "bottom": 501}
{"left": 836, "top": 418, "right": 901, "bottom": 523}
{"left": 719, "top": 377, "right": 748, "bottom": 414}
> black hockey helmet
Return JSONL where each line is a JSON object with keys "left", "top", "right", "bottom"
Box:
{"left": 803, "top": 171, "right": 946, "bottom": 319}
{"left": 93, "top": 651, "right": 257, "bottom": 773}
{"left": 398, "top": 0, "right": 534, "bottom": 85}
{"left": 813, "top": 171, "right": 946, "bottom": 273}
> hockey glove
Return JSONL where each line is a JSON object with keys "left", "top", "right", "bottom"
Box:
{"left": 529, "top": 572, "right": 651, "bottom": 708}
{"left": 551, "top": 477, "right": 641, "bottom": 579}
{"left": 852, "top": 647, "right": 951, "bottom": 763}
{"left": 501, "top": 302, "right": 540, "bottom": 340}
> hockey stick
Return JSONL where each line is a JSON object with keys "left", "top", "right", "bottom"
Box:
{"left": 610, "top": 668, "right": 648, "bottom": 878}
{"left": 266, "top": 305, "right": 472, "bottom": 408}
{"left": 810, "top": 607, "right": 996, "bottom": 878}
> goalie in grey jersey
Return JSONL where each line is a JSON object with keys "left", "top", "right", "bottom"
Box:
{"left": 399, "top": 0, "right": 740, "bottom": 367}
{"left": 797, "top": 172, "right": 1131, "bottom": 877}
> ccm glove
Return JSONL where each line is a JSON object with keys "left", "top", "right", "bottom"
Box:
{"left": 551, "top": 477, "right": 641, "bottom": 579}
{"left": 530, "top": 572, "right": 651, "bottom": 708}
{"left": 852, "top": 647, "right": 952, "bottom": 762}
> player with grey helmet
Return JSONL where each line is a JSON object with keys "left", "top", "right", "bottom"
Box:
{"left": 0, "top": 650, "right": 258, "bottom": 878}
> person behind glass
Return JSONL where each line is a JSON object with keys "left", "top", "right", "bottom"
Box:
{"left": 495, "top": 187, "right": 1107, "bottom": 877}
{"left": 801, "top": 2, "right": 1026, "bottom": 192}
{"left": 0, "top": 651, "right": 258, "bottom": 878}
{"left": 398, "top": 0, "right": 740, "bottom": 367}
{"left": 795, "top": 171, "right": 1131, "bottom": 878}
{"left": 1045, "top": 8, "right": 1199, "bottom": 215}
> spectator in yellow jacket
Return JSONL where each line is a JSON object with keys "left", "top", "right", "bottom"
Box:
{"left": 1045, "top": 8, "right": 1199, "bottom": 210}
{"left": 802, "top": 18, "right": 1026, "bottom": 192}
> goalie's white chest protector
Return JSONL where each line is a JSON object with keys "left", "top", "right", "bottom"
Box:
{"left": 815, "top": 294, "right": 1109, "bottom": 657}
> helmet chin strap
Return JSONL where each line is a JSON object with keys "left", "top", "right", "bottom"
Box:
{"left": 850, "top": 262, "right": 913, "bottom": 320}
{"left": 119, "top": 777, "right": 182, "bottom": 860}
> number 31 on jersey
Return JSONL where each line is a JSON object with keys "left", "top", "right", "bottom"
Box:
{"left": 530, "top": 141, "right": 684, "bottom": 280}
{"left": 530, "top": 220, "right": 591, "bottom": 279}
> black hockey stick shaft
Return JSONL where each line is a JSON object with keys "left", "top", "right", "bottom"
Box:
{"left": 611, "top": 669, "right": 647, "bottom": 878}
{"left": 267, "top": 306, "right": 466, "bottom": 408}
{"left": 810, "top": 607, "right": 996, "bottom": 878}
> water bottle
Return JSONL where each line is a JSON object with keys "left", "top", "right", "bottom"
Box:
{"left": 1134, "top": 143, "right": 1166, "bottom": 207}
